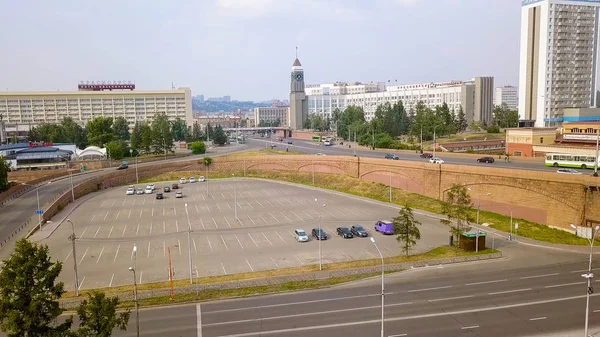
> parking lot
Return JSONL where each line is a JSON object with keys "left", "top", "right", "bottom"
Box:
{"left": 44, "top": 179, "right": 450, "bottom": 290}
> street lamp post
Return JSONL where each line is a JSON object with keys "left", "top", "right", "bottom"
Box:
{"left": 433, "top": 124, "right": 441, "bottom": 159}
{"left": 594, "top": 132, "right": 599, "bottom": 177}
{"left": 370, "top": 237, "right": 385, "bottom": 337}
{"left": 570, "top": 223, "right": 600, "bottom": 337}
{"left": 314, "top": 199, "right": 326, "bottom": 271}
{"left": 128, "top": 267, "right": 140, "bottom": 337}
{"left": 133, "top": 244, "right": 137, "bottom": 273}
{"left": 66, "top": 219, "right": 79, "bottom": 297}
{"left": 21, "top": 182, "right": 43, "bottom": 231}
{"left": 468, "top": 188, "right": 491, "bottom": 252}
{"left": 185, "top": 203, "right": 193, "bottom": 284}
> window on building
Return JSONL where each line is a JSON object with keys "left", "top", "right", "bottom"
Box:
{"left": 540, "top": 137, "right": 544, "bottom": 144}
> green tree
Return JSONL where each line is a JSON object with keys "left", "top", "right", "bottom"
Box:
{"left": 455, "top": 106, "right": 468, "bottom": 132}
{"left": 140, "top": 122, "right": 153, "bottom": 153}
{"left": 212, "top": 126, "right": 227, "bottom": 146}
{"left": 190, "top": 141, "right": 206, "bottom": 155}
{"left": 440, "top": 184, "right": 473, "bottom": 247}
{"left": 337, "top": 106, "right": 366, "bottom": 140}
{"left": 393, "top": 205, "right": 422, "bottom": 257}
{"left": 469, "top": 121, "right": 483, "bottom": 132}
{"left": 191, "top": 122, "right": 202, "bottom": 141}
{"left": 86, "top": 117, "right": 114, "bottom": 147}
{"left": 112, "top": 117, "right": 130, "bottom": 141}
{"left": 171, "top": 117, "right": 188, "bottom": 141}
{"left": 28, "top": 123, "right": 68, "bottom": 143}
{"left": 60, "top": 117, "right": 87, "bottom": 148}
{"left": 151, "top": 112, "right": 173, "bottom": 155}
{"left": 0, "top": 239, "right": 72, "bottom": 337}
{"left": 0, "top": 156, "right": 10, "bottom": 192}
{"left": 105, "top": 141, "right": 127, "bottom": 160}
{"left": 130, "top": 122, "right": 142, "bottom": 152}
{"left": 75, "top": 291, "right": 130, "bottom": 337}
{"left": 203, "top": 156, "right": 212, "bottom": 167}
{"left": 487, "top": 125, "right": 500, "bottom": 133}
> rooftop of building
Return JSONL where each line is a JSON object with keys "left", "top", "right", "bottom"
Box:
{"left": 0, "top": 88, "right": 191, "bottom": 96}
{"left": 0, "top": 142, "right": 74, "bottom": 151}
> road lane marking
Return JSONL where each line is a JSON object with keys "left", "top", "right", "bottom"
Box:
{"left": 529, "top": 317, "right": 546, "bottom": 321}
{"left": 221, "top": 236, "right": 229, "bottom": 250}
{"left": 428, "top": 295, "right": 474, "bottom": 302}
{"left": 520, "top": 273, "right": 559, "bottom": 280}
{"left": 461, "top": 325, "right": 479, "bottom": 330}
{"left": 465, "top": 279, "right": 508, "bottom": 286}
{"left": 248, "top": 233, "right": 259, "bottom": 247}
{"left": 262, "top": 232, "right": 273, "bottom": 246}
{"left": 109, "top": 274, "right": 114, "bottom": 287}
{"left": 388, "top": 334, "right": 407, "bottom": 337}
{"left": 114, "top": 244, "right": 120, "bottom": 262}
{"left": 79, "top": 247, "right": 89, "bottom": 264}
{"left": 545, "top": 282, "right": 585, "bottom": 288}
{"left": 407, "top": 285, "right": 452, "bottom": 293}
{"left": 95, "top": 246, "right": 105, "bottom": 264}
{"left": 197, "top": 304, "right": 202, "bottom": 337}
{"left": 245, "top": 259, "right": 254, "bottom": 272}
{"left": 488, "top": 288, "right": 531, "bottom": 295}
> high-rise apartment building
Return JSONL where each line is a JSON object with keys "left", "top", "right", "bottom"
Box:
{"left": 495, "top": 86, "right": 519, "bottom": 110}
{"left": 518, "top": 0, "right": 600, "bottom": 127}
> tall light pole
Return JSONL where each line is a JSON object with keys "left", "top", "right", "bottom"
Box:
{"left": 133, "top": 244, "right": 137, "bottom": 274}
{"left": 232, "top": 174, "right": 238, "bottom": 221}
{"left": 370, "top": 237, "right": 385, "bottom": 337}
{"left": 468, "top": 188, "right": 491, "bottom": 252}
{"left": 21, "top": 182, "right": 43, "bottom": 231}
{"left": 314, "top": 198, "right": 326, "bottom": 271}
{"left": 433, "top": 124, "right": 442, "bottom": 158}
{"left": 185, "top": 203, "right": 193, "bottom": 284}
{"left": 128, "top": 266, "right": 140, "bottom": 337}
{"left": 594, "top": 131, "right": 599, "bottom": 177}
{"left": 66, "top": 219, "right": 79, "bottom": 297}
{"left": 570, "top": 223, "right": 600, "bottom": 337}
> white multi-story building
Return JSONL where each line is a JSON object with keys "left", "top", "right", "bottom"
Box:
{"left": 253, "top": 106, "right": 289, "bottom": 126}
{"left": 495, "top": 85, "right": 519, "bottom": 109}
{"left": 0, "top": 86, "right": 193, "bottom": 131}
{"left": 518, "top": 0, "right": 600, "bottom": 127}
{"left": 305, "top": 77, "right": 494, "bottom": 125}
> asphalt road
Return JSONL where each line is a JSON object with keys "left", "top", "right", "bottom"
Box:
{"left": 80, "top": 244, "right": 600, "bottom": 337}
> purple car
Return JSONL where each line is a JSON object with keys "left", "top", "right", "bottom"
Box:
{"left": 374, "top": 220, "right": 394, "bottom": 235}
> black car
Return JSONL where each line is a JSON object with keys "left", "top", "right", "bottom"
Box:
{"left": 477, "top": 156, "right": 495, "bottom": 163}
{"left": 163, "top": 186, "right": 171, "bottom": 193}
{"left": 420, "top": 153, "right": 433, "bottom": 159}
{"left": 384, "top": 153, "right": 399, "bottom": 160}
{"left": 155, "top": 193, "right": 164, "bottom": 200}
{"left": 336, "top": 227, "right": 354, "bottom": 238}
{"left": 311, "top": 228, "right": 328, "bottom": 240}
{"left": 171, "top": 183, "right": 179, "bottom": 189}
{"left": 350, "top": 225, "right": 368, "bottom": 237}
{"left": 117, "top": 164, "right": 128, "bottom": 170}
{"left": 287, "top": 141, "right": 293, "bottom": 145}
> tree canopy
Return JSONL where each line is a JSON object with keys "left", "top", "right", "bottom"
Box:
{"left": 75, "top": 292, "right": 130, "bottom": 337}
{"left": 86, "top": 117, "right": 115, "bottom": 147}
{"left": 0, "top": 156, "right": 10, "bottom": 192}
{"left": 112, "top": 117, "right": 130, "bottom": 142}
{"left": 151, "top": 112, "right": 174, "bottom": 154}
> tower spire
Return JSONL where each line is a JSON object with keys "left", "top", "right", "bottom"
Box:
{"left": 295, "top": 46, "right": 298, "bottom": 59}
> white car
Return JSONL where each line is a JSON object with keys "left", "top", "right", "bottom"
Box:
{"left": 147, "top": 184, "right": 156, "bottom": 191}
{"left": 198, "top": 176, "right": 206, "bottom": 182}
{"left": 126, "top": 187, "right": 135, "bottom": 195}
{"left": 315, "top": 153, "right": 326, "bottom": 156}
{"left": 144, "top": 186, "right": 153, "bottom": 194}
{"left": 294, "top": 229, "right": 309, "bottom": 242}
{"left": 179, "top": 178, "right": 187, "bottom": 184}
{"left": 557, "top": 168, "right": 582, "bottom": 175}
{"left": 190, "top": 177, "right": 196, "bottom": 183}
{"left": 175, "top": 191, "right": 183, "bottom": 198}
{"left": 429, "top": 158, "right": 444, "bottom": 164}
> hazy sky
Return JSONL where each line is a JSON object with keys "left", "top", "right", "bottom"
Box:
{"left": 0, "top": 0, "right": 521, "bottom": 101}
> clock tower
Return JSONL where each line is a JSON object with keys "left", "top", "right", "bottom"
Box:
{"left": 289, "top": 56, "right": 307, "bottom": 130}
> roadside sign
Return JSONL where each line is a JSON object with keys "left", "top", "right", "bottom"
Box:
{"left": 35, "top": 210, "right": 43, "bottom": 215}
{"left": 515, "top": 223, "right": 519, "bottom": 230}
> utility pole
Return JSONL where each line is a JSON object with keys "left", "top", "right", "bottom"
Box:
{"left": 67, "top": 219, "right": 79, "bottom": 297}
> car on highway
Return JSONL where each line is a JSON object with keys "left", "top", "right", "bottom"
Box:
{"left": 198, "top": 176, "right": 206, "bottom": 182}
{"left": 163, "top": 186, "right": 171, "bottom": 192}
{"left": 374, "top": 220, "right": 394, "bottom": 235}
{"left": 557, "top": 168, "right": 582, "bottom": 175}
{"left": 429, "top": 157, "right": 444, "bottom": 164}
{"left": 311, "top": 228, "right": 328, "bottom": 240}
{"left": 175, "top": 191, "right": 183, "bottom": 198}
{"left": 144, "top": 186, "right": 153, "bottom": 194}
{"left": 155, "top": 192, "right": 164, "bottom": 200}
{"left": 136, "top": 188, "right": 144, "bottom": 195}
{"left": 315, "top": 153, "right": 326, "bottom": 156}
{"left": 294, "top": 229, "right": 309, "bottom": 242}
{"left": 477, "top": 156, "right": 495, "bottom": 163}
{"left": 287, "top": 141, "right": 293, "bottom": 144}
{"left": 117, "top": 163, "right": 128, "bottom": 170}
{"left": 190, "top": 177, "right": 196, "bottom": 183}
{"left": 172, "top": 183, "right": 179, "bottom": 189}
{"left": 385, "top": 153, "right": 399, "bottom": 160}
{"left": 420, "top": 153, "right": 433, "bottom": 159}
{"left": 350, "top": 225, "right": 369, "bottom": 237}
{"left": 126, "top": 187, "right": 135, "bottom": 195}
{"left": 336, "top": 227, "right": 354, "bottom": 238}
{"left": 324, "top": 140, "right": 331, "bottom": 146}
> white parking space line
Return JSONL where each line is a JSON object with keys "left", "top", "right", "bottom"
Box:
{"left": 79, "top": 247, "right": 89, "bottom": 264}
{"left": 243, "top": 259, "right": 255, "bottom": 273}
{"left": 163, "top": 241, "right": 166, "bottom": 256}
{"left": 213, "top": 217, "right": 219, "bottom": 229}
{"left": 175, "top": 220, "right": 179, "bottom": 232}
{"left": 147, "top": 242, "right": 151, "bottom": 258}
{"left": 234, "top": 234, "right": 244, "bottom": 248}
{"left": 63, "top": 251, "right": 72, "bottom": 263}
{"left": 195, "top": 205, "right": 200, "bottom": 214}
{"left": 108, "top": 226, "right": 114, "bottom": 238}
{"left": 244, "top": 201, "right": 253, "bottom": 209}
{"left": 248, "top": 216, "right": 257, "bottom": 226}
{"left": 275, "top": 232, "right": 287, "bottom": 244}
{"left": 224, "top": 217, "right": 232, "bottom": 228}
{"left": 362, "top": 248, "right": 376, "bottom": 258}
{"left": 178, "top": 239, "right": 182, "bottom": 255}
{"left": 78, "top": 276, "right": 86, "bottom": 290}
{"left": 268, "top": 213, "right": 279, "bottom": 223}
{"left": 276, "top": 200, "right": 285, "bottom": 207}
{"left": 109, "top": 273, "right": 115, "bottom": 287}
{"left": 80, "top": 227, "right": 88, "bottom": 238}
{"left": 339, "top": 250, "right": 352, "bottom": 259}
{"left": 128, "top": 209, "right": 132, "bottom": 219}
{"left": 101, "top": 200, "right": 107, "bottom": 207}
{"left": 221, "top": 236, "right": 229, "bottom": 251}
{"left": 221, "top": 262, "right": 227, "bottom": 275}
{"left": 139, "top": 209, "right": 143, "bottom": 218}
{"left": 149, "top": 222, "right": 153, "bottom": 235}
{"left": 200, "top": 219, "right": 206, "bottom": 230}
{"left": 259, "top": 215, "right": 268, "bottom": 224}
{"left": 94, "top": 227, "right": 101, "bottom": 238}
{"left": 152, "top": 208, "right": 154, "bottom": 217}
{"left": 279, "top": 212, "right": 293, "bottom": 223}
{"left": 139, "top": 271, "right": 143, "bottom": 284}
{"left": 248, "top": 233, "right": 259, "bottom": 247}
{"left": 91, "top": 214, "right": 96, "bottom": 222}
{"left": 163, "top": 207, "right": 165, "bottom": 216}
{"left": 256, "top": 200, "right": 264, "bottom": 208}
{"left": 384, "top": 247, "right": 396, "bottom": 254}
{"left": 323, "top": 210, "right": 337, "bottom": 218}
{"left": 122, "top": 225, "right": 127, "bottom": 237}
{"left": 270, "top": 257, "right": 279, "bottom": 268}
{"left": 103, "top": 211, "right": 110, "bottom": 221}
{"left": 111, "top": 200, "right": 116, "bottom": 207}
{"left": 295, "top": 256, "right": 304, "bottom": 265}
{"left": 266, "top": 200, "right": 275, "bottom": 207}
{"left": 262, "top": 232, "right": 273, "bottom": 246}
{"left": 301, "top": 211, "right": 315, "bottom": 220}
{"left": 95, "top": 246, "right": 105, "bottom": 264}
{"left": 114, "top": 245, "right": 120, "bottom": 262}
{"left": 136, "top": 223, "right": 140, "bottom": 236}
{"left": 226, "top": 203, "right": 232, "bottom": 210}
{"left": 193, "top": 238, "right": 198, "bottom": 254}
{"left": 216, "top": 204, "right": 222, "bottom": 212}
{"left": 163, "top": 221, "right": 166, "bottom": 233}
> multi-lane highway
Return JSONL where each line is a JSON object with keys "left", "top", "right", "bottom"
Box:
{"left": 97, "top": 244, "right": 600, "bottom": 337}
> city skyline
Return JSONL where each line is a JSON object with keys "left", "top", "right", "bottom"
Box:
{"left": 1, "top": 0, "right": 521, "bottom": 101}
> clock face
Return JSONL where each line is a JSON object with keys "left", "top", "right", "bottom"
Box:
{"left": 295, "top": 73, "right": 303, "bottom": 81}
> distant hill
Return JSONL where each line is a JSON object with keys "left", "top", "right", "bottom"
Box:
{"left": 193, "top": 97, "right": 282, "bottom": 113}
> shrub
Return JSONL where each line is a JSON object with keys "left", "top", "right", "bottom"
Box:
{"left": 190, "top": 141, "right": 206, "bottom": 155}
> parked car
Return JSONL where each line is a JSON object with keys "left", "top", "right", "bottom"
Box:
{"left": 144, "top": 186, "right": 153, "bottom": 194}
{"left": 311, "top": 228, "right": 328, "bottom": 240}
{"left": 315, "top": 153, "right": 326, "bottom": 156}
{"left": 126, "top": 187, "right": 135, "bottom": 195}
{"left": 175, "top": 191, "right": 183, "bottom": 198}
{"left": 350, "top": 225, "right": 369, "bottom": 237}
{"left": 429, "top": 158, "right": 444, "bottom": 164}
{"left": 324, "top": 140, "right": 331, "bottom": 146}
{"left": 287, "top": 141, "right": 293, "bottom": 145}
{"left": 374, "top": 220, "right": 394, "bottom": 235}
{"left": 155, "top": 193, "right": 164, "bottom": 200}
{"left": 147, "top": 184, "right": 156, "bottom": 191}
{"left": 420, "top": 153, "right": 433, "bottom": 159}
{"left": 477, "top": 156, "right": 495, "bottom": 163}
{"left": 336, "top": 227, "right": 354, "bottom": 238}
{"left": 557, "top": 168, "right": 582, "bottom": 175}
{"left": 172, "top": 183, "right": 179, "bottom": 189}
{"left": 163, "top": 186, "right": 171, "bottom": 193}
{"left": 117, "top": 163, "right": 128, "bottom": 170}
{"left": 136, "top": 188, "right": 144, "bottom": 195}
{"left": 198, "top": 176, "right": 206, "bottom": 182}
{"left": 294, "top": 229, "right": 309, "bottom": 242}
{"left": 179, "top": 178, "right": 187, "bottom": 184}
{"left": 190, "top": 177, "right": 196, "bottom": 183}
{"left": 385, "top": 153, "right": 399, "bottom": 160}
